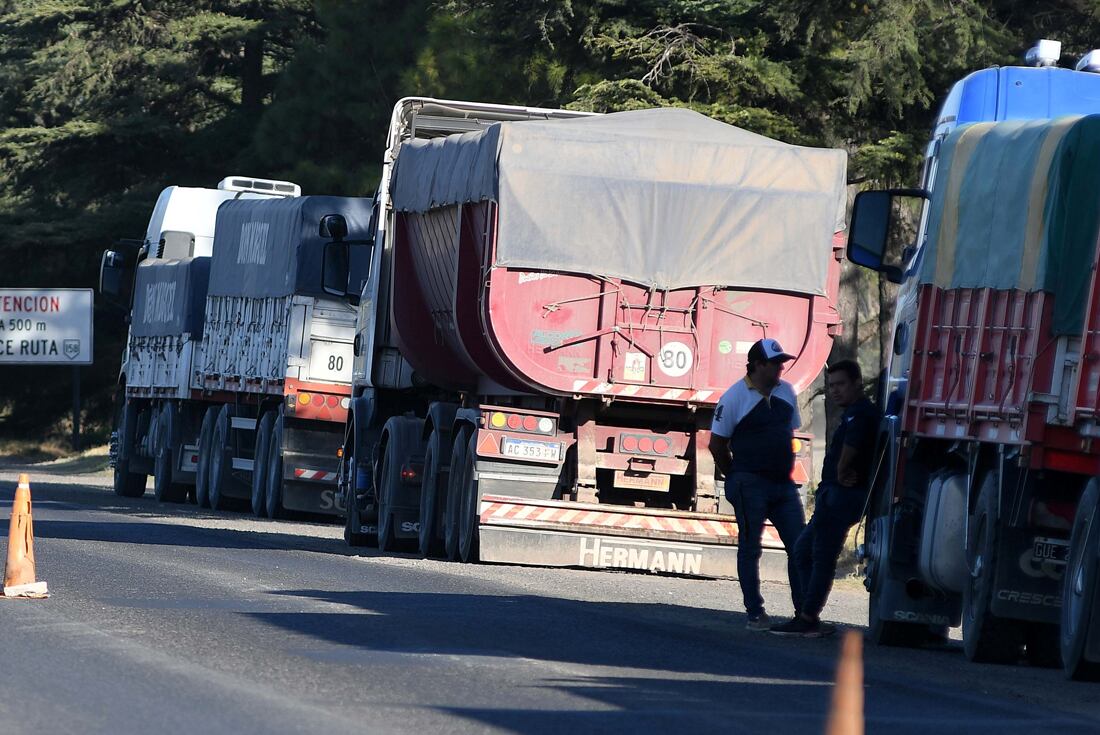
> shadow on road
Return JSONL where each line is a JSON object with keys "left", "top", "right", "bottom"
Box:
{"left": 250, "top": 588, "right": 1097, "bottom": 735}
{"left": 264, "top": 587, "right": 837, "bottom": 732}
{"left": 30, "top": 517, "right": 395, "bottom": 559}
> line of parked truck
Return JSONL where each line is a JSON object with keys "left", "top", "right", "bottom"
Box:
{"left": 100, "top": 39, "right": 1100, "bottom": 680}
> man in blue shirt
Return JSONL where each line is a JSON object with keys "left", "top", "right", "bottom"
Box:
{"left": 772, "top": 359, "right": 880, "bottom": 637}
{"left": 708, "top": 338, "right": 806, "bottom": 631}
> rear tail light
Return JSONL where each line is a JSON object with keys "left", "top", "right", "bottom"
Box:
{"left": 400, "top": 466, "right": 419, "bottom": 482}
{"left": 287, "top": 392, "right": 349, "bottom": 412}
{"left": 619, "top": 432, "right": 674, "bottom": 455}
{"left": 487, "top": 410, "right": 556, "bottom": 435}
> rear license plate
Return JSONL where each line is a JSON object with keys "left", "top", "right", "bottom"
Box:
{"left": 614, "top": 470, "right": 670, "bottom": 491}
{"left": 500, "top": 437, "right": 562, "bottom": 463}
{"left": 1033, "top": 537, "right": 1069, "bottom": 563}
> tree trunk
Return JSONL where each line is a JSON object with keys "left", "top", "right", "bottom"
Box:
{"left": 241, "top": 14, "right": 264, "bottom": 114}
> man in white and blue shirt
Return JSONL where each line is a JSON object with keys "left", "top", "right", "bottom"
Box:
{"left": 708, "top": 338, "right": 806, "bottom": 631}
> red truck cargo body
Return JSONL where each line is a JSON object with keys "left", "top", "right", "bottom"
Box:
{"left": 904, "top": 279, "right": 1100, "bottom": 474}
{"left": 392, "top": 202, "right": 843, "bottom": 404}
{"left": 374, "top": 104, "right": 847, "bottom": 578}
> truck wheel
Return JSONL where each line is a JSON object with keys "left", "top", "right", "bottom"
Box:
{"left": 1062, "top": 478, "right": 1100, "bottom": 680}
{"left": 113, "top": 398, "right": 149, "bottom": 498}
{"left": 444, "top": 425, "right": 472, "bottom": 561}
{"left": 377, "top": 439, "right": 399, "bottom": 552}
{"left": 153, "top": 402, "right": 187, "bottom": 503}
{"left": 251, "top": 412, "right": 274, "bottom": 517}
{"left": 265, "top": 415, "right": 286, "bottom": 519}
{"left": 963, "top": 469, "right": 1024, "bottom": 664}
{"left": 342, "top": 425, "right": 375, "bottom": 547}
{"left": 195, "top": 405, "right": 219, "bottom": 508}
{"left": 418, "top": 429, "right": 446, "bottom": 558}
{"left": 458, "top": 431, "right": 480, "bottom": 563}
{"left": 208, "top": 406, "right": 235, "bottom": 512}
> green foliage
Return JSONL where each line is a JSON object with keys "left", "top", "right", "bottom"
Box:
{"left": 0, "top": 0, "right": 1096, "bottom": 439}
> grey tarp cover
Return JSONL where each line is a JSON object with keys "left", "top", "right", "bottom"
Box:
{"left": 208, "top": 196, "right": 374, "bottom": 298}
{"left": 131, "top": 257, "right": 210, "bottom": 337}
{"left": 390, "top": 107, "right": 848, "bottom": 295}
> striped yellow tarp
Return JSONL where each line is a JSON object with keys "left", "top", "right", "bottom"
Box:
{"left": 921, "top": 115, "right": 1100, "bottom": 334}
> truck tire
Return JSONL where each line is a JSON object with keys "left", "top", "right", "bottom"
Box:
{"left": 458, "top": 431, "right": 480, "bottom": 563}
{"left": 153, "top": 402, "right": 187, "bottom": 503}
{"left": 195, "top": 405, "right": 219, "bottom": 508}
{"left": 963, "top": 469, "right": 1024, "bottom": 664}
{"left": 377, "top": 441, "right": 399, "bottom": 552}
{"left": 444, "top": 425, "right": 472, "bottom": 561}
{"left": 418, "top": 429, "right": 446, "bottom": 558}
{"left": 265, "top": 415, "right": 286, "bottom": 519}
{"left": 208, "top": 406, "right": 236, "bottom": 512}
{"left": 342, "top": 423, "right": 375, "bottom": 547}
{"left": 251, "top": 412, "right": 274, "bottom": 517}
{"left": 1062, "top": 478, "right": 1100, "bottom": 680}
{"left": 113, "top": 398, "right": 149, "bottom": 498}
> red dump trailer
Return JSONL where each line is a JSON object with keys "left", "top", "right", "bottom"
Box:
{"left": 336, "top": 99, "right": 848, "bottom": 578}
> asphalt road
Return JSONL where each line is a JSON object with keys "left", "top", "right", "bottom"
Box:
{"left": 0, "top": 459, "right": 1098, "bottom": 734}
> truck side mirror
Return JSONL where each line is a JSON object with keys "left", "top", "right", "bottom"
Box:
{"left": 319, "top": 214, "right": 348, "bottom": 241}
{"left": 847, "top": 189, "right": 928, "bottom": 284}
{"left": 322, "top": 241, "right": 350, "bottom": 298}
{"left": 99, "top": 238, "right": 144, "bottom": 307}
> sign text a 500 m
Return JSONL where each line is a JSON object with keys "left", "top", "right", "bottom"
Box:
{"left": 0, "top": 289, "right": 93, "bottom": 365}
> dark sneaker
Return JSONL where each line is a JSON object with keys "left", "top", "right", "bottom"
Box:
{"left": 770, "top": 616, "right": 829, "bottom": 637}
{"left": 745, "top": 612, "right": 772, "bottom": 631}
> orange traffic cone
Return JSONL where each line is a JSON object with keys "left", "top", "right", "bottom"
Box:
{"left": 3, "top": 473, "right": 48, "bottom": 598}
{"left": 825, "top": 630, "right": 864, "bottom": 735}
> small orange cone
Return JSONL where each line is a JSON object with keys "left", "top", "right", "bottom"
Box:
{"left": 825, "top": 630, "right": 863, "bottom": 735}
{"left": 3, "top": 474, "right": 48, "bottom": 598}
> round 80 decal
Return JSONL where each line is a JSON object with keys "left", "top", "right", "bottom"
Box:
{"left": 657, "top": 341, "right": 693, "bottom": 377}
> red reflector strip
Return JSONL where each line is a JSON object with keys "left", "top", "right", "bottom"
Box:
{"left": 293, "top": 468, "right": 338, "bottom": 482}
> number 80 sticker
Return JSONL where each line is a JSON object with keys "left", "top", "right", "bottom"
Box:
{"left": 657, "top": 341, "right": 693, "bottom": 377}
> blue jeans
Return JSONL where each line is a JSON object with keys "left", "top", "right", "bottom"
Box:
{"left": 725, "top": 472, "right": 806, "bottom": 618}
{"left": 793, "top": 482, "right": 867, "bottom": 618}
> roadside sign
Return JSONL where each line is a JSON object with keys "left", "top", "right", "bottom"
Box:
{"left": 0, "top": 289, "right": 94, "bottom": 365}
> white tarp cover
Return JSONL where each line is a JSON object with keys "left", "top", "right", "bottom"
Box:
{"left": 390, "top": 107, "right": 848, "bottom": 295}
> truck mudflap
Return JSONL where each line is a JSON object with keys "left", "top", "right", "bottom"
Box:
{"left": 477, "top": 494, "right": 791, "bottom": 581}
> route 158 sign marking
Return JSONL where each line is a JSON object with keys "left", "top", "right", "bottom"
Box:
{"left": 0, "top": 289, "right": 93, "bottom": 365}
